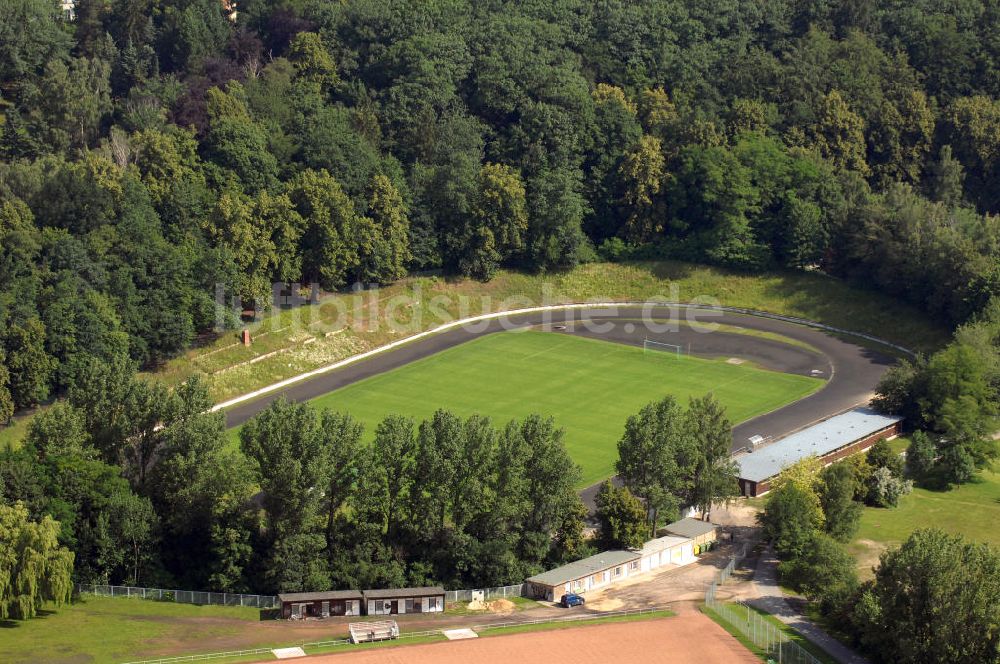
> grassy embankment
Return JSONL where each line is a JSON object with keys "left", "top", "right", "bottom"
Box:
{"left": 0, "top": 261, "right": 949, "bottom": 451}
{"left": 170, "top": 261, "right": 946, "bottom": 406}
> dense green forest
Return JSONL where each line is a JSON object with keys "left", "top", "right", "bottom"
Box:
{"left": 3, "top": 0, "right": 1000, "bottom": 415}
{"left": 2, "top": 0, "right": 1000, "bottom": 598}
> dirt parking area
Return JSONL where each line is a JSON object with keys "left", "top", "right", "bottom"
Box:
{"left": 584, "top": 545, "right": 744, "bottom": 613}
{"left": 279, "top": 614, "right": 758, "bottom": 664}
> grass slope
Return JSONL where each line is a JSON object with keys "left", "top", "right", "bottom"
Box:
{"left": 304, "top": 331, "right": 822, "bottom": 486}
{"left": 849, "top": 461, "right": 1000, "bottom": 577}
{"left": 160, "top": 261, "right": 949, "bottom": 403}
{"left": 1, "top": 261, "right": 947, "bottom": 449}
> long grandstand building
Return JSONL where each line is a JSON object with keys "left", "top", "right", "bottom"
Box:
{"left": 736, "top": 408, "right": 903, "bottom": 497}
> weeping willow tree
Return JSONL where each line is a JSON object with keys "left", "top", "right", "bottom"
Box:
{"left": 0, "top": 502, "right": 74, "bottom": 620}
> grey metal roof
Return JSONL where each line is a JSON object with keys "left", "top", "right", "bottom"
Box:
{"left": 663, "top": 518, "right": 717, "bottom": 539}
{"left": 737, "top": 408, "right": 903, "bottom": 483}
{"left": 526, "top": 550, "right": 641, "bottom": 587}
{"left": 362, "top": 586, "right": 445, "bottom": 599}
{"left": 278, "top": 590, "right": 362, "bottom": 602}
{"left": 637, "top": 534, "right": 690, "bottom": 556}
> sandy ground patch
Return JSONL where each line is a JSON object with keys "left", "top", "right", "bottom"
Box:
{"left": 586, "top": 598, "right": 624, "bottom": 612}
{"left": 850, "top": 539, "right": 888, "bottom": 580}
{"left": 275, "top": 615, "right": 757, "bottom": 664}
{"left": 707, "top": 501, "right": 761, "bottom": 528}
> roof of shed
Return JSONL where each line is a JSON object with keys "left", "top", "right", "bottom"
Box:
{"left": 736, "top": 408, "right": 903, "bottom": 483}
{"left": 362, "top": 586, "right": 445, "bottom": 599}
{"left": 526, "top": 550, "right": 641, "bottom": 587}
{"left": 278, "top": 590, "right": 362, "bottom": 602}
{"left": 637, "top": 534, "right": 691, "bottom": 556}
{"left": 663, "top": 518, "right": 718, "bottom": 539}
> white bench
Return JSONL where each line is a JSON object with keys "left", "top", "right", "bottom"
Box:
{"left": 349, "top": 620, "right": 399, "bottom": 644}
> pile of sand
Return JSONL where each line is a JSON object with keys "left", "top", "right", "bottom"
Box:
{"left": 486, "top": 599, "right": 516, "bottom": 615}
{"left": 466, "top": 598, "right": 517, "bottom": 614}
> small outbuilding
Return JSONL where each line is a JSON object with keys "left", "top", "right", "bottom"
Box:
{"left": 362, "top": 587, "right": 446, "bottom": 615}
{"left": 278, "top": 590, "right": 363, "bottom": 619}
{"left": 525, "top": 550, "right": 641, "bottom": 602}
{"left": 663, "top": 518, "right": 718, "bottom": 546}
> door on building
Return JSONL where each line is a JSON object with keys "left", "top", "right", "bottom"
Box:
{"left": 390, "top": 600, "right": 399, "bottom": 614}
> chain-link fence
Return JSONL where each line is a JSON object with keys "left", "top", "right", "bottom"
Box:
{"left": 705, "top": 596, "right": 823, "bottom": 664}
{"left": 76, "top": 584, "right": 278, "bottom": 608}
{"left": 77, "top": 582, "right": 528, "bottom": 608}
{"left": 445, "top": 584, "right": 524, "bottom": 602}
{"left": 704, "top": 542, "right": 822, "bottom": 664}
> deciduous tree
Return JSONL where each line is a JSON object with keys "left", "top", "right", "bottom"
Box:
{"left": 0, "top": 502, "right": 74, "bottom": 620}
{"left": 853, "top": 529, "right": 1000, "bottom": 664}
{"left": 684, "top": 394, "right": 738, "bottom": 519}
{"left": 594, "top": 481, "right": 647, "bottom": 550}
{"left": 819, "top": 463, "right": 862, "bottom": 541}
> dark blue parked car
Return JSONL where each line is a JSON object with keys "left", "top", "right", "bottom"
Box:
{"left": 560, "top": 593, "right": 586, "bottom": 608}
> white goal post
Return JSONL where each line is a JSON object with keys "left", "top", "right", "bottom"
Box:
{"left": 643, "top": 338, "right": 684, "bottom": 358}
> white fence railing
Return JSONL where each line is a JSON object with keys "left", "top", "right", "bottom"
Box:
{"left": 704, "top": 543, "right": 822, "bottom": 664}
{"left": 76, "top": 584, "right": 278, "bottom": 608}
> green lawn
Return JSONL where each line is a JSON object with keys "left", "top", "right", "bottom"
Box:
{"left": 302, "top": 330, "right": 823, "bottom": 487}
{"left": 0, "top": 595, "right": 265, "bottom": 664}
{"left": 849, "top": 461, "right": 1000, "bottom": 576}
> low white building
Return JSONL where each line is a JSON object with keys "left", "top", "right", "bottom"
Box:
{"left": 637, "top": 534, "right": 695, "bottom": 573}
{"left": 526, "top": 524, "right": 717, "bottom": 601}
{"left": 525, "top": 550, "right": 642, "bottom": 601}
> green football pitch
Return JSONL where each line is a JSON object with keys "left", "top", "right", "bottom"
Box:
{"left": 306, "top": 330, "right": 823, "bottom": 487}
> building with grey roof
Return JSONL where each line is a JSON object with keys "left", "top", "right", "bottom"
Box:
{"left": 663, "top": 517, "right": 718, "bottom": 545}
{"left": 278, "top": 590, "right": 363, "bottom": 619}
{"left": 525, "top": 550, "right": 641, "bottom": 601}
{"left": 363, "top": 587, "right": 445, "bottom": 615}
{"left": 736, "top": 407, "right": 903, "bottom": 496}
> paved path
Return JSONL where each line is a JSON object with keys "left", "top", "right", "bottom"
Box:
{"left": 750, "top": 545, "right": 870, "bottom": 664}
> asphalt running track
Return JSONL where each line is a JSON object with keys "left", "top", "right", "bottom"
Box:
{"left": 222, "top": 305, "right": 895, "bottom": 505}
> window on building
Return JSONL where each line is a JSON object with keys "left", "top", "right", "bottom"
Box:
{"left": 614, "top": 566, "right": 622, "bottom": 577}
{"left": 629, "top": 560, "right": 639, "bottom": 571}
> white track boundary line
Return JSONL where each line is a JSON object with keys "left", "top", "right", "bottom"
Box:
{"left": 210, "top": 302, "right": 914, "bottom": 413}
